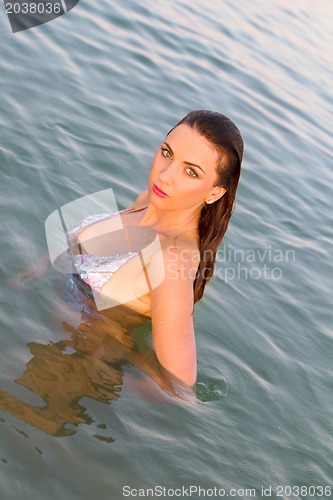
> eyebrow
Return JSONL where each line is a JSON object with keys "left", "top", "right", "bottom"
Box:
{"left": 163, "top": 142, "right": 206, "bottom": 175}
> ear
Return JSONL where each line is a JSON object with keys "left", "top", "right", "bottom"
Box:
{"left": 205, "top": 186, "right": 226, "bottom": 204}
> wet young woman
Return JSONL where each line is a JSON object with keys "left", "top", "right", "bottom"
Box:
{"left": 68, "top": 110, "right": 244, "bottom": 389}
{"left": 5, "top": 109, "right": 244, "bottom": 423}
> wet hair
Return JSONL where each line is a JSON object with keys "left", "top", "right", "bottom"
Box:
{"left": 168, "top": 110, "right": 244, "bottom": 304}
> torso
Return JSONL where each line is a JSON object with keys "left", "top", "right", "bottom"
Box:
{"left": 72, "top": 195, "right": 200, "bottom": 318}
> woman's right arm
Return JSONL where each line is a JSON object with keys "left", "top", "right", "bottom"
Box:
{"left": 147, "top": 246, "right": 198, "bottom": 388}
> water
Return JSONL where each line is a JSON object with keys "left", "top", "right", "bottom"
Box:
{"left": 1, "top": 0, "right": 333, "bottom": 498}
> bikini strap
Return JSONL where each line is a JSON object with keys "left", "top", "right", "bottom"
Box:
{"left": 123, "top": 205, "right": 147, "bottom": 215}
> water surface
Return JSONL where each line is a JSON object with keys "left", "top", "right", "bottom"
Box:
{"left": 1, "top": 0, "right": 333, "bottom": 498}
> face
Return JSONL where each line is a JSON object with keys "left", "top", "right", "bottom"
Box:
{"left": 148, "top": 124, "right": 226, "bottom": 211}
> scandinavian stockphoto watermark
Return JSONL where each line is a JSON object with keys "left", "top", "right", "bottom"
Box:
{"left": 3, "top": 0, "right": 79, "bottom": 33}
{"left": 164, "top": 245, "right": 295, "bottom": 284}
{"left": 122, "top": 484, "right": 332, "bottom": 498}
{"left": 213, "top": 244, "right": 296, "bottom": 284}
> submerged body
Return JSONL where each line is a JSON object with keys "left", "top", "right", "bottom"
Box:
{"left": 2, "top": 111, "right": 243, "bottom": 435}
{"left": 67, "top": 188, "right": 200, "bottom": 387}
{"left": 8, "top": 111, "right": 243, "bottom": 394}
{"left": 63, "top": 114, "right": 244, "bottom": 388}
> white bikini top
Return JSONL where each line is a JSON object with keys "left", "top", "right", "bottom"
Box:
{"left": 68, "top": 206, "right": 147, "bottom": 293}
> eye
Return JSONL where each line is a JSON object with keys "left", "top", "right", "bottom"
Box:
{"left": 185, "top": 167, "right": 198, "bottom": 178}
{"left": 161, "top": 147, "right": 172, "bottom": 158}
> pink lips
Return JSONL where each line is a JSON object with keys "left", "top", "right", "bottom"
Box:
{"left": 153, "top": 183, "right": 169, "bottom": 198}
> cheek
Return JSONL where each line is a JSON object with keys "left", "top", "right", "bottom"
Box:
{"left": 191, "top": 185, "right": 209, "bottom": 200}
{"left": 186, "top": 180, "right": 217, "bottom": 204}
{"left": 176, "top": 182, "right": 207, "bottom": 205}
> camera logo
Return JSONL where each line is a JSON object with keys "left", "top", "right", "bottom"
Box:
{"left": 4, "top": 0, "right": 79, "bottom": 33}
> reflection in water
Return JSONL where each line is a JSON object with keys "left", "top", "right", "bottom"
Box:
{"left": 0, "top": 287, "right": 174, "bottom": 438}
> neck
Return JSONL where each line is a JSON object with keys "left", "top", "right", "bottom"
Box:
{"left": 139, "top": 203, "right": 201, "bottom": 238}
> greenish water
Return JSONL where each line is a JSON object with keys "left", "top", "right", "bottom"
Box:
{"left": 1, "top": 0, "right": 333, "bottom": 499}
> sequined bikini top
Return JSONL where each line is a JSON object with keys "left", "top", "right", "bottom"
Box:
{"left": 68, "top": 206, "right": 147, "bottom": 293}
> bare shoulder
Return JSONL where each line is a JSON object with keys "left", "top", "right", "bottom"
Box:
{"left": 130, "top": 189, "right": 149, "bottom": 209}
{"left": 146, "top": 239, "right": 199, "bottom": 293}
{"left": 161, "top": 236, "right": 200, "bottom": 273}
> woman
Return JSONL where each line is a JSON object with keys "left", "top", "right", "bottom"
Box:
{"left": 68, "top": 109, "right": 244, "bottom": 389}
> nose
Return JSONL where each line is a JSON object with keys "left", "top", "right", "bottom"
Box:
{"left": 159, "top": 159, "right": 176, "bottom": 185}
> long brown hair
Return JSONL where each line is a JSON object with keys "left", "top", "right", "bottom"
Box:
{"left": 168, "top": 110, "right": 244, "bottom": 304}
